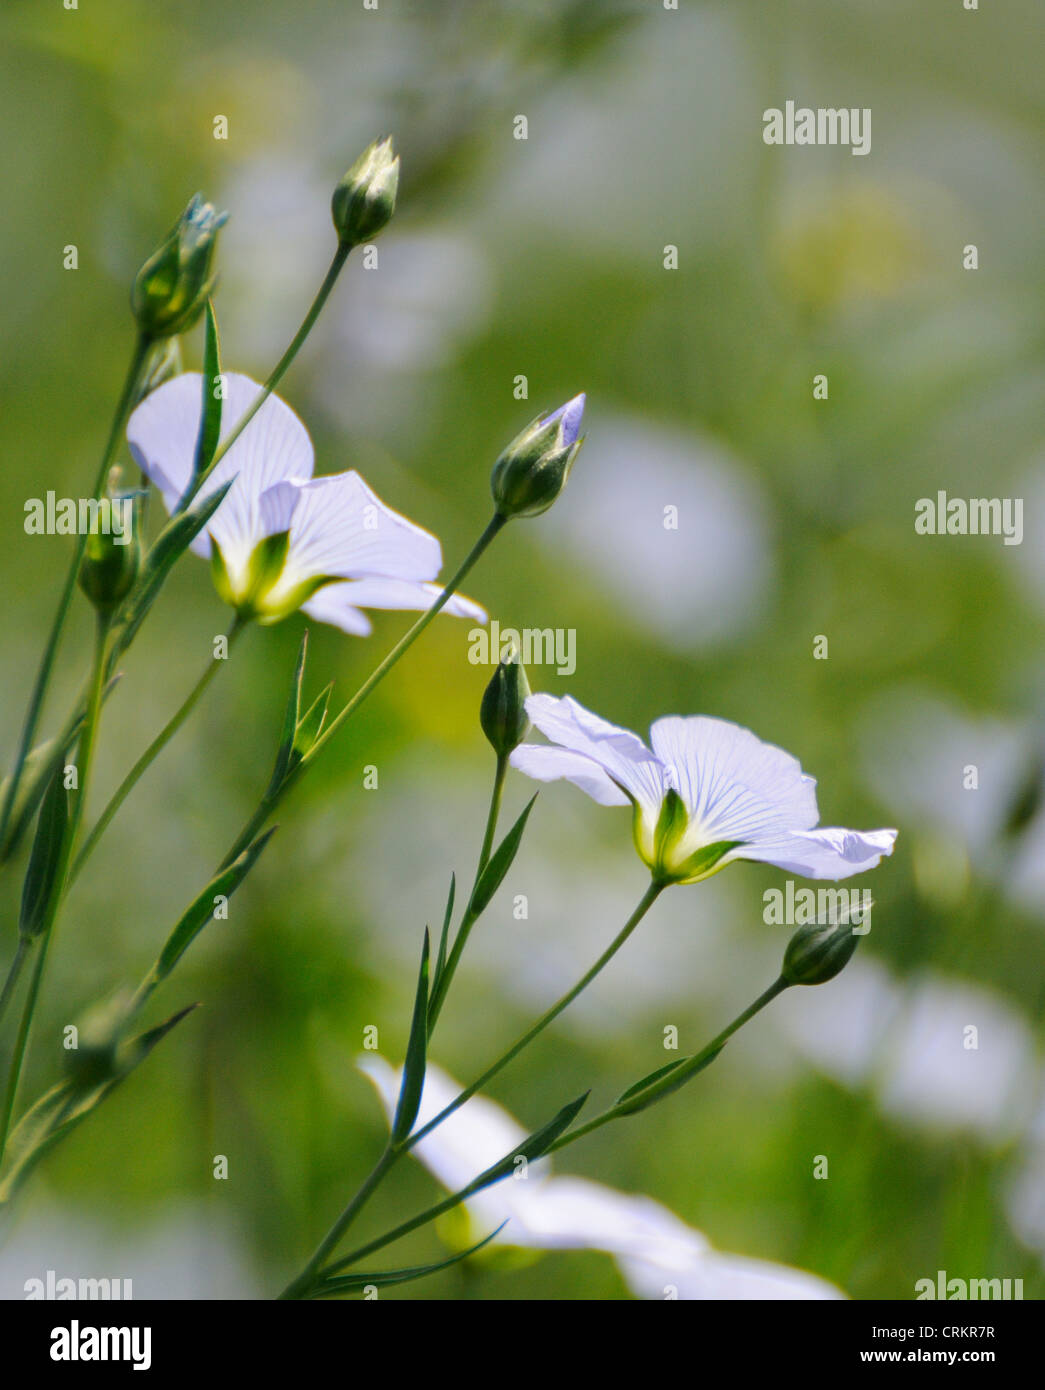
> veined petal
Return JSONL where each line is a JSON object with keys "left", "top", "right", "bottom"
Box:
{"left": 510, "top": 743, "right": 632, "bottom": 808}
{"left": 727, "top": 826, "right": 898, "bottom": 881}
{"left": 523, "top": 694, "right": 666, "bottom": 817}
{"left": 280, "top": 471, "right": 443, "bottom": 587}
{"left": 127, "top": 372, "right": 315, "bottom": 569}
{"left": 300, "top": 576, "right": 485, "bottom": 634}
{"left": 650, "top": 715, "right": 819, "bottom": 855}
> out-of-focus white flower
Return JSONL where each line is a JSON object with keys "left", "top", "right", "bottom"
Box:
{"left": 511, "top": 693, "right": 897, "bottom": 883}
{"left": 127, "top": 371, "right": 485, "bottom": 634}
{"left": 359, "top": 1057, "right": 844, "bottom": 1300}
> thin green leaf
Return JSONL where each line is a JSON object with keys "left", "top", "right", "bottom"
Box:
{"left": 313, "top": 1221, "right": 508, "bottom": 1297}
{"left": 293, "top": 682, "right": 333, "bottom": 760}
{"left": 612, "top": 1046, "right": 724, "bottom": 1117}
{"left": 433, "top": 873, "right": 456, "bottom": 993}
{"left": 0, "top": 1005, "right": 196, "bottom": 1207}
{"left": 140, "top": 829, "right": 276, "bottom": 998}
{"left": 192, "top": 301, "right": 223, "bottom": 482}
{"left": 391, "top": 930, "right": 430, "bottom": 1143}
{"left": 18, "top": 767, "right": 69, "bottom": 940}
{"left": 468, "top": 794, "right": 537, "bottom": 918}
{"left": 460, "top": 1091, "right": 588, "bottom": 1198}
{"left": 267, "top": 630, "right": 309, "bottom": 794}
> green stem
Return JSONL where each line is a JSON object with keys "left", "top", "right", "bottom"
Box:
{"left": 277, "top": 1144, "right": 399, "bottom": 1301}
{"left": 544, "top": 976, "right": 791, "bottom": 1155}
{"left": 0, "top": 939, "right": 29, "bottom": 1034}
{"left": 218, "top": 513, "right": 507, "bottom": 871}
{"left": 70, "top": 620, "right": 246, "bottom": 883}
{"left": 427, "top": 751, "right": 508, "bottom": 1031}
{"left": 0, "top": 614, "right": 112, "bottom": 1165}
{"left": 281, "top": 879, "right": 664, "bottom": 1296}
{"left": 0, "top": 335, "right": 151, "bottom": 851}
{"left": 182, "top": 243, "right": 351, "bottom": 507}
{"left": 326, "top": 973, "right": 791, "bottom": 1279}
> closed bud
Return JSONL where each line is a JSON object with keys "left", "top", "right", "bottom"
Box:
{"left": 480, "top": 655, "right": 531, "bottom": 756}
{"left": 781, "top": 916, "right": 864, "bottom": 987}
{"left": 131, "top": 193, "right": 227, "bottom": 340}
{"left": 78, "top": 483, "right": 144, "bottom": 615}
{"left": 332, "top": 136, "right": 400, "bottom": 247}
{"left": 490, "top": 394, "right": 585, "bottom": 520}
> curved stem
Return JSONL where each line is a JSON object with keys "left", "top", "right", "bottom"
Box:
{"left": 183, "top": 243, "right": 351, "bottom": 506}
{"left": 279, "top": 878, "right": 664, "bottom": 1297}
{"left": 0, "top": 615, "right": 112, "bottom": 1164}
{"left": 326, "top": 973, "right": 791, "bottom": 1280}
{"left": 218, "top": 513, "right": 507, "bottom": 871}
{"left": 427, "top": 752, "right": 508, "bottom": 1032}
{"left": 0, "top": 335, "right": 150, "bottom": 850}
{"left": 0, "top": 940, "right": 29, "bottom": 1035}
{"left": 71, "top": 620, "right": 245, "bottom": 883}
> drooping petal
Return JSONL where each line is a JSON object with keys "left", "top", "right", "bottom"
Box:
{"left": 523, "top": 694, "right": 666, "bottom": 816}
{"left": 509, "top": 744, "right": 631, "bottom": 808}
{"left": 300, "top": 577, "right": 485, "bottom": 635}
{"left": 650, "top": 716, "right": 819, "bottom": 850}
{"left": 621, "top": 1248, "right": 845, "bottom": 1301}
{"left": 276, "top": 471, "right": 443, "bottom": 587}
{"left": 126, "top": 372, "right": 315, "bottom": 570}
{"left": 726, "top": 826, "right": 898, "bottom": 880}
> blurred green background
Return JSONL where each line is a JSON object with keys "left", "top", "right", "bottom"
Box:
{"left": 1, "top": 0, "right": 1043, "bottom": 1299}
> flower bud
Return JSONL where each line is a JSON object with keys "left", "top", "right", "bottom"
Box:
{"left": 781, "top": 916, "right": 864, "bottom": 987}
{"left": 490, "top": 394, "right": 585, "bottom": 520}
{"left": 331, "top": 136, "right": 400, "bottom": 247}
{"left": 480, "top": 655, "right": 531, "bottom": 756}
{"left": 78, "top": 484, "right": 144, "bottom": 615}
{"left": 131, "top": 194, "right": 227, "bottom": 340}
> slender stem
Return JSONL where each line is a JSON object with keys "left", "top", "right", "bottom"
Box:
{"left": 280, "top": 879, "right": 664, "bottom": 1296}
{"left": 0, "top": 615, "right": 112, "bottom": 1164}
{"left": 70, "top": 620, "right": 245, "bottom": 883}
{"left": 218, "top": 514, "right": 507, "bottom": 871}
{"left": 182, "top": 243, "right": 351, "bottom": 507}
{"left": 0, "top": 335, "right": 151, "bottom": 850}
{"left": 544, "top": 977, "right": 791, "bottom": 1155}
{"left": 413, "top": 879, "right": 666, "bottom": 1148}
{"left": 427, "top": 752, "right": 508, "bottom": 1031}
{"left": 0, "top": 940, "right": 29, "bottom": 1034}
{"left": 326, "top": 974, "right": 792, "bottom": 1279}
{"left": 278, "top": 1144, "right": 399, "bottom": 1300}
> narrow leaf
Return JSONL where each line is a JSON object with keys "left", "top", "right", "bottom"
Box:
{"left": 142, "top": 829, "right": 276, "bottom": 998}
{"left": 0, "top": 1005, "right": 197, "bottom": 1207}
{"left": 392, "top": 930, "right": 430, "bottom": 1143}
{"left": 313, "top": 1221, "right": 508, "bottom": 1297}
{"left": 612, "top": 1046, "right": 724, "bottom": 1117}
{"left": 293, "top": 682, "right": 333, "bottom": 760}
{"left": 460, "top": 1091, "right": 588, "bottom": 1199}
{"left": 18, "top": 767, "right": 69, "bottom": 939}
{"left": 468, "top": 794, "right": 537, "bottom": 918}
{"left": 192, "top": 300, "right": 223, "bottom": 481}
{"left": 267, "top": 630, "right": 309, "bottom": 794}
{"left": 432, "top": 873, "right": 455, "bottom": 993}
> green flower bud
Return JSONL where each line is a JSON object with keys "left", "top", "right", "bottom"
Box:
{"left": 131, "top": 194, "right": 228, "bottom": 340}
{"left": 490, "top": 394, "right": 585, "bottom": 520}
{"left": 781, "top": 915, "right": 865, "bottom": 987}
{"left": 480, "top": 656, "right": 531, "bottom": 756}
{"left": 332, "top": 136, "right": 400, "bottom": 247}
{"left": 78, "top": 484, "right": 144, "bottom": 615}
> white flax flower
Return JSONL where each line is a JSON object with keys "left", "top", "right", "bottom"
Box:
{"left": 510, "top": 694, "right": 896, "bottom": 883}
{"left": 126, "top": 371, "right": 485, "bottom": 634}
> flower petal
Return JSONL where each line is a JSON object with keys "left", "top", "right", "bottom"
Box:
{"left": 301, "top": 577, "right": 485, "bottom": 634}
{"left": 649, "top": 715, "right": 819, "bottom": 848}
{"left": 522, "top": 694, "right": 666, "bottom": 815}
{"left": 279, "top": 471, "right": 443, "bottom": 586}
{"left": 510, "top": 743, "right": 632, "bottom": 807}
{"left": 728, "top": 826, "right": 898, "bottom": 880}
{"left": 127, "top": 372, "right": 315, "bottom": 568}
